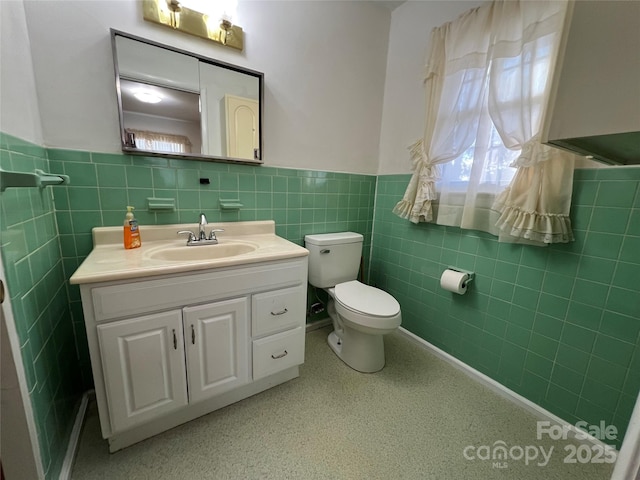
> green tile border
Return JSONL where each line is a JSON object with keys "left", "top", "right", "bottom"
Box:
{"left": 374, "top": 172, "right": 640, "bottom": 449}
{"left": 3, "top": 133, "right": 640, "bottom": 458}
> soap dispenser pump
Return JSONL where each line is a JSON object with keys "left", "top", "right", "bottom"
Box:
{"left": 123, "top": 206, "right": 141, "bottom": 249}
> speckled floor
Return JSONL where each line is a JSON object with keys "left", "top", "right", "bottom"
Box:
{"left": 71, "top": 326, "right": 614, "bottom": 479}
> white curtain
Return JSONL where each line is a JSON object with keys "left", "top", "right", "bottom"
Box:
{"left": 395, "top": 0, "right": 578, "bottom": 244}
{"left": 487, "top": 1, "right": 575, "bottom": 243}
{"left": 394, "top": 6, "right": 492, "bottom": 223}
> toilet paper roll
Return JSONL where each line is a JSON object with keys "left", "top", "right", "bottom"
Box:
{"left": 440, "top": 269, "right": 469, "bottom": 295}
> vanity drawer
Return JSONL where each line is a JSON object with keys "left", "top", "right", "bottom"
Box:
{"left": 252, "top": 327, "right": 305, "bottom": 380}
{"left": 252, "top": 285, "right": 305, "bottom": 337}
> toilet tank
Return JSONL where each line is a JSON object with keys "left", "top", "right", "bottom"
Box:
{"left": 304, "top": 232, "right": 363, "bottom": 288}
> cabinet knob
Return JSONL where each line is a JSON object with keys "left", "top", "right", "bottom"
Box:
{"left": 172, "top": 329, "right": 177, "bottom": 350}
{"left": 191, "top": 324, "right": 195, "bottom": 345}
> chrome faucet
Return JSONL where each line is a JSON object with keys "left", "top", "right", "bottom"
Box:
{"left": 177, "top": 213, "right": 225, "bottom": 246}
{"left": 198, "top": 213, "right": 208, "bottom": 240}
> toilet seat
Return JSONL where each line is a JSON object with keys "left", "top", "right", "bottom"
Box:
{"left": 334, "top": 281, "right": 400, "bottom": 318}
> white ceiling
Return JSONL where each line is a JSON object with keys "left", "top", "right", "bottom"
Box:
{"left": 120, "top": 79, "right": 200, "bottom": 122}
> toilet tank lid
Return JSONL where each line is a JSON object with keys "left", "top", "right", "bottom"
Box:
{"left": 304, "top": 232, "right": 363, "bottom": 246}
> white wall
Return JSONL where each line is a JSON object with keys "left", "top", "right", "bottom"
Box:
{"left": 0, "top": 0, "right": 43, "bottom": 144}
{"left": 377, "top": 0, "right": 485, "bottom": 175}
{"left": 6, "top": 0, "right": 601, "bottom": 175}
{"left": 21, "top": 0, "right": 391, "bottom": 174}
{"left": 200, "top": 63, "right": 260, "bottom": 157}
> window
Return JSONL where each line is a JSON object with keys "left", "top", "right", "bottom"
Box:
{"left": 394, "top": 1, "right": 576, "bottom": 243}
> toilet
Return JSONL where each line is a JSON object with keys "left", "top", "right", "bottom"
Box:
{"left": 304, "top": 232, "right": 401, "bottom": 373}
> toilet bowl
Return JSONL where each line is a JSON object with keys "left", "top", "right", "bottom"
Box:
{"left": 332, "top": 280, "right": 402, "bottom": 334}
{"left": 304, "top": 232, "right": 402, "bottom": 373}
{"left": 325, "top": 281, "right": 401, "bottom": 372}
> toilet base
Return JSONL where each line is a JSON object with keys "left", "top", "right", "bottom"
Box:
{"left": 327, "top": 328, "right": 385, "bottom": 373}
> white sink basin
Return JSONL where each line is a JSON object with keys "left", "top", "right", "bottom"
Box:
{"left": 147, "top": 242, "right": 258, "bottom": 262}
{"left": 69, "top": 221, "right": 311, "bottom": 285}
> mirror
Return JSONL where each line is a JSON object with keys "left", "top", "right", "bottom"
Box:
{"left": 111, "top": 30, "right": 263, "bottom": 164}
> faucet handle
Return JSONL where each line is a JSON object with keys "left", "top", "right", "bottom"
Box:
{"left": 208, "top": 228, "right": 225, "bottom": 241}
{"left": 177, "top": 230, "right": 197, "bottom": 242}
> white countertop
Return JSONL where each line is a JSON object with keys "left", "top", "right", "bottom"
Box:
{"left": 70, "top": 221, "right": 309, "bottom": 285}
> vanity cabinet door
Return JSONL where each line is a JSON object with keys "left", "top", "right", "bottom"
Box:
{"left": 183, "top": 298, "right": 250, "bottom": 403}
{"left": 97, "top": 310, "right": 188, "bottom": 433}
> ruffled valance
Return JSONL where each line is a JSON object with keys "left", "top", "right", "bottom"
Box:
{"left": 492, "top": 147, "right": 576, "bottom": 244}
{"left": 493, "top": 202, "right": 574, "bottom": 244}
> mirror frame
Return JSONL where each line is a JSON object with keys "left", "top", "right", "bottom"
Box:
{"left": 111, "top": 29, "right": 264, "bottom": 165}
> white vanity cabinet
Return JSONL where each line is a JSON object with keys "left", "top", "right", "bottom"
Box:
{"left": 78, "top": 256, "right": 308, "bottom": 452}
{"left": 97, "top": 309, "right": 189, "bottom": 433}
{"left": 99, "top": 297, "right": 251, "bottom": 433}
{"left": 183, "top": 298, "right": 250, "bottom": 403}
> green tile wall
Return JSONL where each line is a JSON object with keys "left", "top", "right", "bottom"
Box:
{"left": 372, "top": 169, "right": 640, "bottom": 449}
{"left": 5, "top": 132, "right": 639, "bottom": 464}
{"left": 0, "top": 133, "right": 83, "bottom": 479}
{"left": 48, "top": 148, "right": 377, "bottom": 378}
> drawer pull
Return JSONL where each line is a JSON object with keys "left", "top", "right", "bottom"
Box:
{"left": 271, "top": 350, "right": 288, "bottom": 359}
{"left": 172, "top": 329, "right": 177, "bottom": 350}
{"left": 270, "top": 308, "right": 288, "bottom": 316}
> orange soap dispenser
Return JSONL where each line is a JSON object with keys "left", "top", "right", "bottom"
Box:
{"left": 123, "top": 206, "right": 141, "bottom": 249}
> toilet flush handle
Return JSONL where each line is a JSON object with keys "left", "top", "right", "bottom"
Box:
{"left": 320, "top": 249, "right": 330, "bottom": 254}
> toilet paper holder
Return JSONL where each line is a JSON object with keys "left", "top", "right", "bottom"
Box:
{"left": 447, "top": 266, "right": 475, "bottom": 286}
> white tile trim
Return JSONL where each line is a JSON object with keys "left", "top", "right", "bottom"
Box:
{"left": 611, "top": 394, "right": 640, "bottom": 480}
{"left": 58, "top": 391, "right": 91, "bottom": 480}
{"left": 305, "top": 318, "right": 331, "bottom": 332}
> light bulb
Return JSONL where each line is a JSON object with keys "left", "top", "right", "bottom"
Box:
{"left": 134, "top": 92, "right": 162, "bottom": 104}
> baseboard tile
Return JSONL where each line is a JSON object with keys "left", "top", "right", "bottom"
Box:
{"left": 305, "top": 318, "right": 331, "bottom": 333}
{"left": 58, "top": 391, "right": 92, "bottom": 480}
{"left": 396, "top": 327, "right": 613, "bottom": 451}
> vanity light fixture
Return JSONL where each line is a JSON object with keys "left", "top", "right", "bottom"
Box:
{"left": 142, "top": 0, "right": 244, "bottom": 51}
